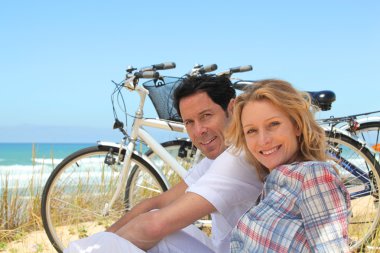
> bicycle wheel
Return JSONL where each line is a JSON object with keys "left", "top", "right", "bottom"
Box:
{"left": 349, "top": 121, "right": 380, "bottom": 163}
{"left": 144, "top": 139, "right": 201, "bottom": 187}
{"left": 41, "top": 145, "right": 167, "bottom": 253}
{"left": 138, "top": 139, "right": 211, "bottom": 232}
{"left": 125, "top": 139, "right": 199, "bottom": 209}
{"left": 325, "top": 131, "right": 380, "bottom": 251}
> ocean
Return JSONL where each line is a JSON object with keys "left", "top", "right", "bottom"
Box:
{"left": 0, "top": 143, "right": 94, "bottom": 192}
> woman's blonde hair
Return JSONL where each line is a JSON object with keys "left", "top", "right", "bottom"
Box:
{"left": 225, "top": 79, "right": 327, "bottom": 180}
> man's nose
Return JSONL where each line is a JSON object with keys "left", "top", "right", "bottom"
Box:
{"left": 194, "top": 122, "right": 207, "bottom": 136}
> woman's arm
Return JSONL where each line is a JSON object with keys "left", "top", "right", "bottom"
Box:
{"left": 300, "top": 163, "right": 350, "bottom": 252}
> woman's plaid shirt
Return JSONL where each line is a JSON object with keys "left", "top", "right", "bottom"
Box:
{"left": 230, "top": 161, "right": 351, "bottom": 253}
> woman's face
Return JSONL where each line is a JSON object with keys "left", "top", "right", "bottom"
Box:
{"left": 241, "top": 99, "right": 301, "bottom": 171}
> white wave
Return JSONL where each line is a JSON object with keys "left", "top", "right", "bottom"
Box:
{"left": 0, "top": 164, "right": 54, "bottom": 175}
{"left": 0, "top": 156, "right": 122, "bottom": 190}
{"left": 33, "top": 158, "right": 64, "bottom": 165}
{"left": 0, "top": 170, "right": 51, "bottom": 188}
{"left": 1, "top": 168, "right": 121, "bottom": 189}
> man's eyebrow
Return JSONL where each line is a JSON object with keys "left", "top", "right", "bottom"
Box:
{"left": 182, "top": 109, "right": 214, "bottom": 122}
{"left": 199, "top": 109, "right": 213, "bottom": 115}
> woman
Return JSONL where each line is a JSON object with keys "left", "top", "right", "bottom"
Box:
{"left": 226, "top": 79, "right": 351, "bottom": 252}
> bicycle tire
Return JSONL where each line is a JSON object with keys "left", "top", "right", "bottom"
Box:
{"left": 41, "top": 145, "right": 167, "bottom": 253}
{"left": 325, "top": 130, "right": 380, "bottom": 251}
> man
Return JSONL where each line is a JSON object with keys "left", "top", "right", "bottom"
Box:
{"left": 64, "top": 75, "right": 262, "bottom": 253}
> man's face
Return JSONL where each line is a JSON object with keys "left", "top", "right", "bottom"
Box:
{"left": 179, "top": 92, "right": 229, "bottom": 160}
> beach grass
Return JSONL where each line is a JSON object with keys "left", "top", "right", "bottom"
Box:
{"left": 4, "top": 179, "right": 380, "bottom": 253}
{"left": 2, "top": 147, "right": 380, "bottom": 252}
{"left": 0, "top": 173, "right": 49, "bottom": 252}
{"left": 3, "top": 175, "right": 380, "bottom": 253}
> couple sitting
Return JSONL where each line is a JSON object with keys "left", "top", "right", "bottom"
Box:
{"left": 65, "top": 75, "right": 351, "bottom": 253}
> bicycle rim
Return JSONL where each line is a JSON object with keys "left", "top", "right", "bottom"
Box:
{"left": 41, "top": 145, "right": 166, "bottom": 252}
{"left": 325, "top": 131, "right": 380, "bottom": 251}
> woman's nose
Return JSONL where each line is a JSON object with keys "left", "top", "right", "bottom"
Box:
{"left": 258, "top": 130, "right": 271, "bottom": 145}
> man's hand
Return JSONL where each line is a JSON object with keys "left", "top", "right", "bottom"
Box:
{"left": 115, "top": 192, "right": 216, "bottom": 250}
{"left": 107, "top": 180, "right": 188, "bottom": 233}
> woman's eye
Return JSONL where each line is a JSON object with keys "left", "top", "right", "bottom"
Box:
{"left": 246, "top": 128, "right": 257, "bottom": 135}
{"left": 269, "top": 121, "right": 280, "bottom": 127}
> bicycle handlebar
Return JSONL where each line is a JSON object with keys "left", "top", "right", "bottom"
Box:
{"left": 231, "top": 65, "right": 253, "bottom": 73}
{"left": 217, "top": 65, "right": 253, "bottom": 76}
{"left": 188, "top": 63, "right": 218, "bottom": 76}
{"left": 140, "top": 62, "right": 176, "bottom": 72}
{"left": 198, "top": 64, "right": 218, "bottom": 74}
{"left": 134, "top": 71, "right": 160, "bottom": 79}
{"left": 126, "top": 61, "right": 177, "bottom": 79}
{"left": 153, "top": 62, "right": 176, "bottom": 70}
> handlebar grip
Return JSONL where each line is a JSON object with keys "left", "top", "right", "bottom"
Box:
{"left": 153, "top": 62, "right": 176, "bottom": 70}
{"left": 134, "top": 71, "right": 159, "bottom": 79}
{"left": 198, "top": 64, "right": 218, "bottom": 74}
{"left": 230, "top": 65, "right": 253, "bottom": 73}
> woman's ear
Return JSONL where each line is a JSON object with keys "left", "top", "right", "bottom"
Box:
{"left": 295, "top": 125, "right": 302, "bottom": 137}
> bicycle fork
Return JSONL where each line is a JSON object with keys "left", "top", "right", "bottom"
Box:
{"left": 101, "top": 139, "right": 136, "bottom": 216}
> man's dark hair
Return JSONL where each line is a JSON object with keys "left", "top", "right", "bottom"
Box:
{"left": 173, "top": 75, "right": 236, "bottom": 117}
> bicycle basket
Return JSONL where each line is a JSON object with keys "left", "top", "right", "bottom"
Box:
{"left": 142, "top": 76, "right": 183, "bottom": 122}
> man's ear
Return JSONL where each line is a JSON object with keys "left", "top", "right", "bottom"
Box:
{"left": 227, "top": 98, "right": 235, "bottom": 117}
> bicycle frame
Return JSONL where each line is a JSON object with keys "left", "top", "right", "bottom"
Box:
{"left": 101, "top": 79, "right": 189, "bottom": 215}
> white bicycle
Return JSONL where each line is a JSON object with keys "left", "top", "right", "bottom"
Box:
{"left": 41, "top": 63, "right": 380, "bottom": 252}
{"left": 40, "top": 62, "right": 251, "bottom": 252}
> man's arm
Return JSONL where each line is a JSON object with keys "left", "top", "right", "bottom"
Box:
{"left": 106, "top": 180, "right": 188, "bottom": 233}
{"left": 115, "top": 191, "right": 216, "bottom": 250}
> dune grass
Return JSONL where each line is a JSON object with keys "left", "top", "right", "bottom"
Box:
{"left": 0, "top": 173, "right": 47, "bottom": 252}
{"left": 2, "top": 146, "right": 380, "bottom": 252}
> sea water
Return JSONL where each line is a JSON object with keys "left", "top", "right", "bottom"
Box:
{"left": 0, "top": 143, "right": 93, "bottom": 193}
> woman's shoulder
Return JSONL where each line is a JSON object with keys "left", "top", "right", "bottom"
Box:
{"left": 275, "top": 161, "right": 337, "bottom": 180}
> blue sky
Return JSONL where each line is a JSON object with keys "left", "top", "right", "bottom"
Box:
{"left": 0, "top": 1, "right": 379, "bottom": 143}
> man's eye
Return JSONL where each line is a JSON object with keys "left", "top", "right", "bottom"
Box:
{"left": 201, "top": 114, "right": 211, "bottom": 120}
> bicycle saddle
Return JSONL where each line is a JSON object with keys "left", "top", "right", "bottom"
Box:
{"left": 307, "top": 90, "right": 336, "bottom": 111}
{"left": 232, "top": 81, "right": 336, "bottom": 111}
